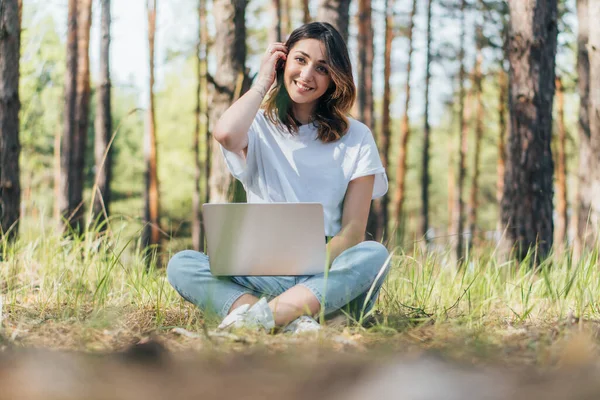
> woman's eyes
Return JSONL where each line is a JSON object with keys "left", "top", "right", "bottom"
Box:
{"left": 295, "top": 57, "right": 329, "bottom": 74}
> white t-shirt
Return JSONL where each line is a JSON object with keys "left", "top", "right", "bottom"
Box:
{"left": 221, "top": 109, "right": 388, "bottom": 236}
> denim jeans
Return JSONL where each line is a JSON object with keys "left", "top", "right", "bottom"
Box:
{"left": 167, "top": 241, "right": 391, "bottom": 319}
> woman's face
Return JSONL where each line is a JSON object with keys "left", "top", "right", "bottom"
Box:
{"left": 283, "top": 38, "right": 333, "bottom": 111}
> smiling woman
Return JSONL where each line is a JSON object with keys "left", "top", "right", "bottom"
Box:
{"left": 167, "top": 22, "right": 390, "bottom": 334}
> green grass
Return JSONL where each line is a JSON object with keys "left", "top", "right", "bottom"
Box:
{"left": 1, "top": 213, "right": 600, "bottom": 362}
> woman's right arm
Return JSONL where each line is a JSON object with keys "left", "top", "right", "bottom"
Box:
{"left": 213, "top": 43, "right": 288, "bottom": 153}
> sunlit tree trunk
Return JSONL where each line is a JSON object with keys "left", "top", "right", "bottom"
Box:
{"left": 142, "top": 0, "right": 161, "bottom": 251}
{"left": 282, "top": 0, "right": 291, "bottom": 38}
{"left": 92, "top": 0, "right": 112, "bottom": 231}
{"left": 59, "top": 0, "right": 78, "bottom": 231}
{"left": 317, "top": 0, "right": 350, "bottom": 42}
{"left": 72, "top": 0, "right": 92, "bottom": 232}
{"left": 374, "top": 0, "right": 394, "bottom": 243}
{"left": 302, "top": 0, "right": 311, "bottom": 24}
{"left": 391, "top": 0, "right": 417, "bottom": 242}
{"left": 270, "top": 0, "right": 282, "bottom": 43}
{"left": 420, "top": 0, "right": 433, "bottom": 245}
{"left": 192, "top": 1, "right": 203, "bottom": 251}
{"left": 453, "top": 0, "right": 468, "bottom": 261}
{"left": 468, "top": 28, "right": 484, "bottom": 247}
{"left": 200, "top": 0, "right": 210, "bottom": 251}
{"left": 0, "top": 0, "right": 22, "bottom": 241}
{"left": 554, "top": 76, "right": 568, "bottom": 249}
{"left": 583, "top": 0, "right": 600, "bottom": 243}
{"left": 502, "top": 0, "right": 557, "bottom": 261}
{"left": 209, "top": 0, "right": 247, "bottom": 203}
{"left": 574, "top": 0, "right": 591, "bottom": 254}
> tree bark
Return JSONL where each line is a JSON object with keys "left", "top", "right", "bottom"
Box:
{"left": 583, "top": 0, "right": 600, "bottom": 243}
{"left": 209, "top": 0, "right": 247, "bottom": 203}
{"left": 72, "top": 0, "right": 92, "bottom": 232}
{"left": 574, "top": 0, "right": 591, "bottom": 254}
{"left": 60, "top": 0, "right": 79, "bottom": 231}
{"left": 554, "top": 76, "right": 568, "bottom": 249}
{"left": 357, "top": 0, "right": 373, "bottom": 130}
{"left": 502, "top": 0, "right": 558, "bottom": 261}
{"left": 302, "top": 0, "right": 311, "bottom": 24}
{"left": 201, "top": 0, "right": 210, "bottom": 251}
{"left": 0, "top": 0, "right": 21, "bottom": 241}
{"left": 270, "top": 0, "right": 282, "bottom": 43}
{"left": 453, "top": 0, "right": 468, "bottom": 261}
{"left": 420, "top": 0, "right": 433, "bottom": 244}
{"left": 468, "top": 29, "right": 484, "bottom": 247}
{"left": 392, "top": 0, "right": 417, "bottom": 242}
{"left": 192, "top": 1, "right": 203, "bottom": 251}
{"left": 374, "top": 0, "right": 394, "bottom": 243}
{"left": 92, "top": 0, "right": 113, "bottom": 229}
{"left": 317, "top": 0, "right": 350, "bottom": 43}
{"left": 142, "top": 0, "right": 161, "bottom": 251}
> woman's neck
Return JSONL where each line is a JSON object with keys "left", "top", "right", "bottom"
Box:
{"left": 292, "top": 103, "right": 316, "bottom": 125}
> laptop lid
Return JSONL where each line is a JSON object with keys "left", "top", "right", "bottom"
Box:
{"left": 202, "top": 203, "right": 327, "bottom": 276}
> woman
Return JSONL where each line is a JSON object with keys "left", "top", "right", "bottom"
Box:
{"left": 167, "top": 22, "right": 390, "bottom": 333}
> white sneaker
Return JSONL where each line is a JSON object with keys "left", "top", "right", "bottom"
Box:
{"left": 217, "top": 297, "right": 275, "bottom": 332}
{"left": 283, "top": 316, "right": 321, "bottom": 334}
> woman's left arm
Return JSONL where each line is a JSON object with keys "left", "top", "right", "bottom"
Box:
{"left": 325, "top": 175, "right": 375, "bottom": 267}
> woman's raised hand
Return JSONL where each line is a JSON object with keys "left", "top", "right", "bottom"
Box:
{"left": 253, "top": 43, "right": 287, "bottom": 97}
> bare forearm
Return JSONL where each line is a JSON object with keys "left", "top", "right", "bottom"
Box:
{"left": 325, "top": 234, "right": 362, "bottom": 267}
{"left": 212, "top": 82, "right": 269, "bottom": 152}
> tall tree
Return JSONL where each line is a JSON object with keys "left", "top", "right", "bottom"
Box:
{"left": 502, "top": 0, "right": 558, "bottom": 260}
{"left": 574, "top": 0, "right": 591, "bottom": 253}
{"left": 142, "top": 0, "right": 161, "bottom": 250}
{"left": 0, "top": 0, "right": 22, "bottom": 241}
{"left": 453, "top": 0, "right": 468, "bottom": 261}
{"left": 317, "top": 0, "right": 350, "bottom": 42}
{"left": 468, "top": 27, "right": 484, "bottom": 246}
{"left": 59, "top": 0, "right": 79, "bottom": 230}
{"left": 391, "top": 0, "right": 417, "bottom": 242}
{"left": 554, "top": 76, "right": 568, "bottom": 248}
{"left": 420, "top": 0, "right": 434, "bottom": 244}
{"left": 72, "top": 0, "right": 92, "bottom": 231}
{"left": 92, "top": 0, "right": 113, "bottom": 229}
{"left": 200, "top": 0, "right": 210, "bottom": 250}
{"left": 302, "top": 0, "right": 311, "bottom": 24}
{"left": 209, "top": 0, "right": 248, "bottom": 203}
{"left": 192, "top": 1, "right": 203, "bottom": 251}
{"left": 584, "top": 0, "right": 600, "bottom": 242}
{"left": 270, "top": 0, "right": 282, "bottom": 43}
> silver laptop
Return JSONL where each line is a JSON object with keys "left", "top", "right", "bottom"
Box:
{"left": 202, "top": 203, "right": 327, "bottom": 276}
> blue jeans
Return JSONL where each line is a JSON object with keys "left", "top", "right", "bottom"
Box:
{"left": 167, "top": 241, "right": 391, "bottom": 319}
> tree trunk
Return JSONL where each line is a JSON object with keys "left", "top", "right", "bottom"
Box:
{"left": 72, "top": 0, "right": 92, "bottom": 232}
{"left": 60, "top": 0, "right": 78, "bottom": 231}
{"left": 0, "top": 0, "right": 21, "bottom": 241}
{"left": 468, "top": 29, "right": 484, "bottom": 247}
{"left": 502, "top": 0, "right": 557, "bottom": 261}
{"left": 584, "top": 0, "right": 600, "bottom": 243}
{"left": 317, "top": 0, "right": 350, "bottom": 43}
{"left": 497, "top": 68, "right": 507, "bottom": 234}
{"left": 374, "top": 0, "right": 394, "bottom": 243}
{"left": 92, "top": 0, "right": 112, "bottom": 230}
{"left": 209, "top": 0, "right": 247, "bottom": 203}
{"left": 302, "top": 0, "right": 310, "bottom": 24}
{"left": 453, "top": 0, "right": 468, "bottom": 261}
{"left": 270, "top": 0, "right": 282, "bottom": 43}
{"left": 420, "top": 0, "right": 433, "bottom": 244}
{"left": 574, "top": 0, "right": 591, "bottom": 254}
{"left": 200, "top": 0, "right": 210, "bottom": 251}
{"left": 282, "top": 0, "right": 291, "bottom": 38}
{"left": 192, "top": 1, "right": 203, "bottom": 251}
{"left": 391, "top": 0, "right": 417, "bottom": 242}
{"left": 142, "top": 0, "right": 161, "bottom": 251}
{"left": 554, "top": 76, "right": 568, "bottom": 249}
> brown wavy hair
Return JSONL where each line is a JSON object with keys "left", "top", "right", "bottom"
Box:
{"left": 263, "top": 22, "right": 356, "bottom": 143}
